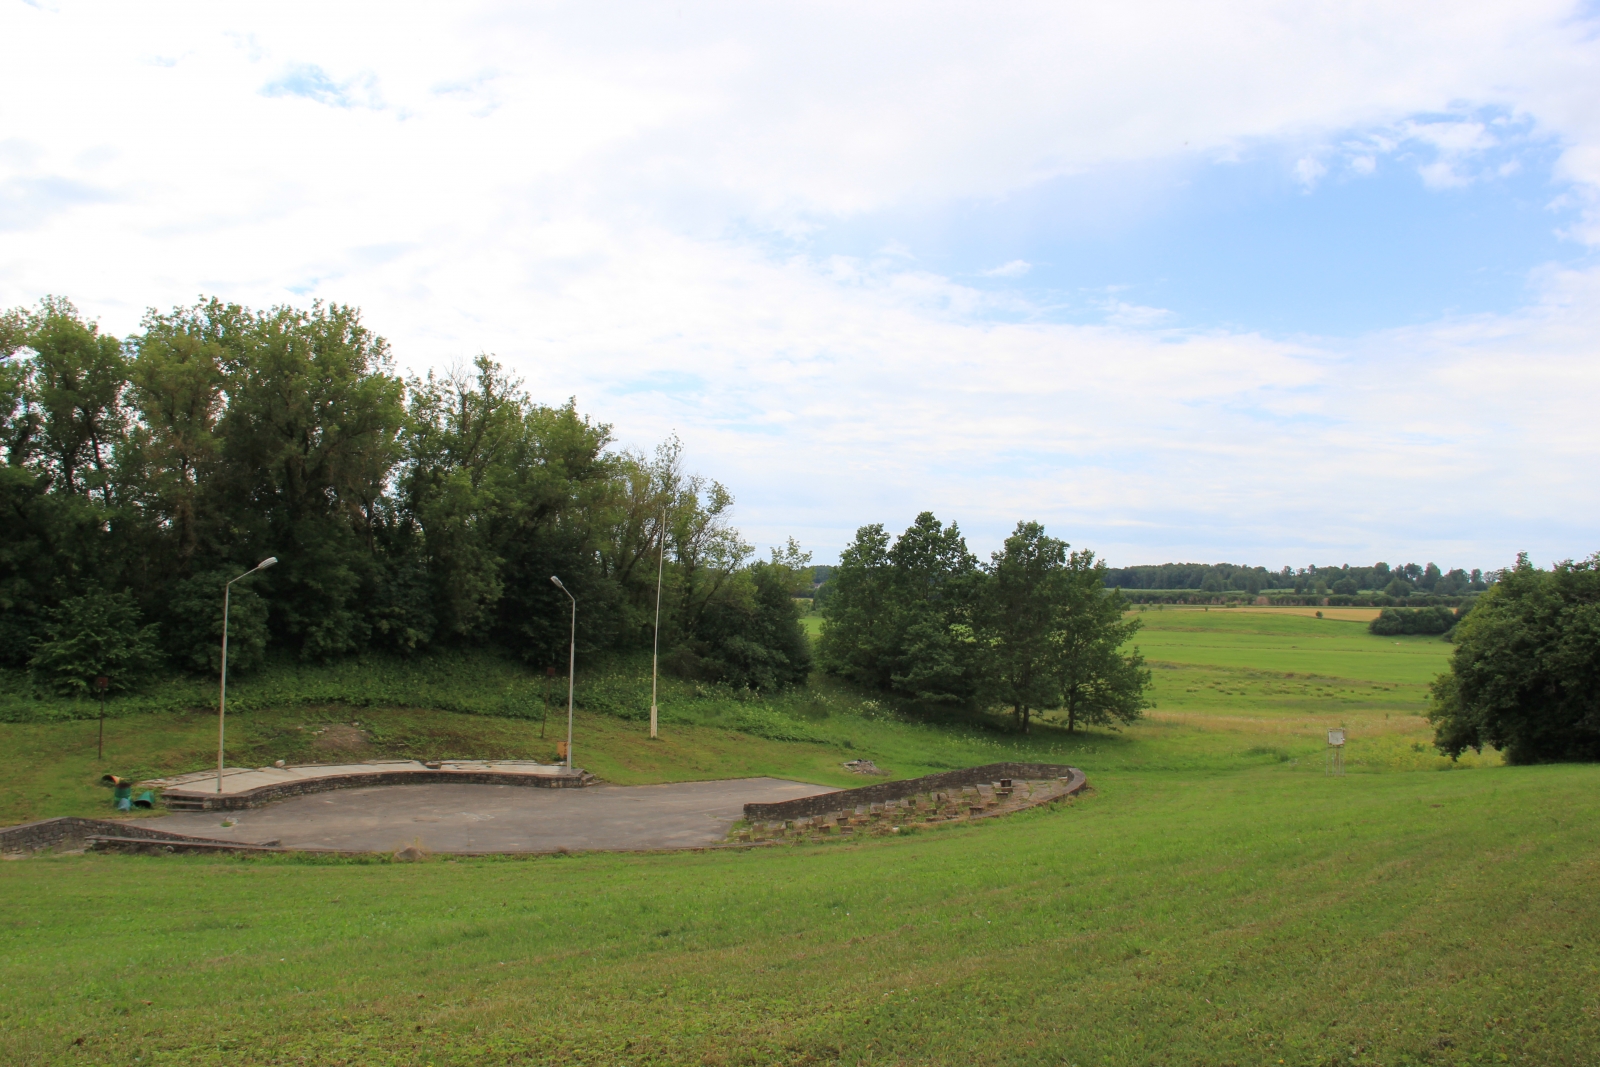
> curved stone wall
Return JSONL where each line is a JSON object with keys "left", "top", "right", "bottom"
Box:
{"left": 743, "top": 761, "right": 1085, "bottom": 822}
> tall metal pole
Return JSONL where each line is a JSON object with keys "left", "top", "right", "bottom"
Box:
{"left": 650, "top": 510, "right": 665, "bottom": 740}
{"left": 567, "top": 596, "right": 576, "bottom": 768}
{"left": 551, "top": 576, "right": 577, "bottom": 771}
{"left": 217, "top": 582, "right": 231, "bottom": 793}
{"left": 218, "top": 557, "right": 278, "bottom": 794}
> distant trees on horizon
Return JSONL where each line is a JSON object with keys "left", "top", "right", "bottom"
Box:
{"left": 1101, "top": 561, "right": 1491, "bottom": 598}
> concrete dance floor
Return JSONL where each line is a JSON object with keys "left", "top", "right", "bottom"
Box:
{"left": 144, "top": 777, "right": 836, "bottom": 854}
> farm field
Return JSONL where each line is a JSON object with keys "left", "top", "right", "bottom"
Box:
{"left": 5, "top": 607, "right": 1584, "bottom": 1067}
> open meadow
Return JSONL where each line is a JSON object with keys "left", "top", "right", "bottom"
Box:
{"left": 3, "top": 608, "right": 1593, "bottom": 1067}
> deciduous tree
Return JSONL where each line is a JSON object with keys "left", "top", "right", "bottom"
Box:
{"left": 1429, "top": 553, "right": 1600, "bottom": 763}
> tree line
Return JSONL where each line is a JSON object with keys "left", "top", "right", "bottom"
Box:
{"left": 817, "top": 514, "right": 1151, "bottom": 732}
{"left": 0, "top": 297, "right": 810, "bottom": 695}
{"left": 1104, "top": 561, "right": 1491, "bottom": 597}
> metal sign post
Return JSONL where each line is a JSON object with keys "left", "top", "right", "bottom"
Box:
{"left": 1326, "top": 727, "right": 1346, "bottom": 777}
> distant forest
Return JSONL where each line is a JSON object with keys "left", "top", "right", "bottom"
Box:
{"left": 812, "top": 559, "right": 1491, "bottom": 602}
{"left": 1101, "top": 562, "right": 1490, "bottom": 598}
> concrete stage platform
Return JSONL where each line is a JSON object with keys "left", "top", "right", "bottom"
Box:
{"left": 143, "top": 759, "right": 590, "bottom": 811}
{"left": 142, "top": 778, "right": 837, "bottom": 853}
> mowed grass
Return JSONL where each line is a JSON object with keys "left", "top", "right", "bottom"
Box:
{"left": 3, "top": 765, "right": 1597, "bottom": 1066}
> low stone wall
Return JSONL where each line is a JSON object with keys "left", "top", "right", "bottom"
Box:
{"left": 166, "top": 767, "right": 596, "bottom": 811}
{"left": 0, "top": 816, "right": 247, "bottom": 855}
{"left": 743, "top": 762, "right": 1084, "bottom": 822}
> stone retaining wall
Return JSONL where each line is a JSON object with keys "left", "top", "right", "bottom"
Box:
{"left": 0, "top": 816, "right": 247, "bottom": 855}
{"left": 743, "top": 762, "right": 1083, "bottom": 822}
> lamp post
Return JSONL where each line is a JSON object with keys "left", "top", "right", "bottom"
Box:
{"left": 549, "top": 575, "right": 576, "bottom": 771}
{"left": 650, "top": 510, "right": 666, "bottom": 740}
{"left": 217, "top": 557, "right": 278, "bottom": 794}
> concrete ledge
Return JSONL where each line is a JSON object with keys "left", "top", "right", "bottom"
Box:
{"left": 87, "top": 835, "right": 284, "bottom": 856}
{"left": 743, "top": 762, "right": 1086, "bottom": 822}
{"left": 85, "top": 837, "right": 781, "bottom": 859}
{"left": 157, "top": 765, "right": 597, "bottom": 812}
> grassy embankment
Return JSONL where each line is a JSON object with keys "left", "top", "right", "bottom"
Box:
{"left": 6, "top": 608, "right": 1590, "bottom": 1066}
{"left": 2, "top": 606, "right": 1484, "bottom": 825}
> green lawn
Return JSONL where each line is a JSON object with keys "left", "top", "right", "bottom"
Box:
{"left": 3, "top": 608, "right": 1589, "bottom": 1066}
{"left": 3, "top": 765, "right": 1596, "bottom": 1065}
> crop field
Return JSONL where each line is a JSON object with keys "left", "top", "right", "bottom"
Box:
{"left": 3, "top": 609, "right": 1592, "bottom": 1066}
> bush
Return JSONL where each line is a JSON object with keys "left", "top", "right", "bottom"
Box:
{"left": 28, "top": 588, "right": 162, "bottom": 696}
{"left": 1428, "top": 554, "right": 1600, "bottom": 764}
{"left": 1369, "top": 606, "right": 1459, "bottom": 636}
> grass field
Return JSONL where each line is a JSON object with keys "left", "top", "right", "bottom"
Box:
{"left": 4, "top": 607, "right": 1589, "bottom": 1067}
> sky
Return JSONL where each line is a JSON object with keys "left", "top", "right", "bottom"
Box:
{"left": 3, "top": 0, "right": 1598, "bottom": 571}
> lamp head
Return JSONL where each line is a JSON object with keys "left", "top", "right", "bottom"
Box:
{"left": 549, "top": 575, "right": 566, "bottom": 591}
{"left": 257, "top": 556, "right": 279, "bottom": 571}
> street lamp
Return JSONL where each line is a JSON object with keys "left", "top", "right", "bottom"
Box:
{"left": 217, "top": 556, "right": 278, "bottom": 794}
{"left": 650, "top": 510, "right": 666, "bottom": 740}
{"left": 549, "top": 575, "right": 576, "bottom": 771}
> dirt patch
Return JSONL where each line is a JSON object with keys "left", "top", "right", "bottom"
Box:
{"left": 311, "top": 723, "right": 371, "bottom": 757}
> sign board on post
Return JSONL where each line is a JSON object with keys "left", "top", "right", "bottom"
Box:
{"left": 1326, "top": 728, "right": 1346, "bottom": 776}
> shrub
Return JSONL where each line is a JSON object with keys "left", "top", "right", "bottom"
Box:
{"left": 28, "top": 588, "right": 162, "bottom": 696}
{"left": 1369, "top": 606, "right": 1458, "bottom": 636}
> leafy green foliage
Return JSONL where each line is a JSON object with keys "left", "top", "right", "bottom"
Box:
{"left": 818, "top": 513, "right": 980, "bottom": 702}
{"left": 1369, "top": 605, "right": 1460, "bottom": 636}
{"left": 1053, "top": 549, "right": 1151, "bottom": 731}
{"left": 26, "top": 588, "right": 160, "bottom": 696}
{"left": 821, "top": 515, "right": 1151, "bottom": 731}
{"left": 161, "top": 570, "right": 270, "bottom": 674}
{"left": 816, "top": 522, "right": 895, "bottom": 687}
{"left": 0, "top": 298, "right": 806, "bottom": 691}
{"left": 979, "top": 521, "right": 1069, "bottom": 731}
{"left": 669, "top": 561, "right": 813, "bottom": 690}
{"left": 1428, "top": 553, "right": 1600, "bottom": 764}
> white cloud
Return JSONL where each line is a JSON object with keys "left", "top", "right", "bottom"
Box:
{"left": 983, "top": 260, "right": 1031, "bottom": 278}
{"left": 1293, "top": 156, "right": 1328, "bottom": 188}
{"left": 1, "top": 0, "right": 1598, "bottom": 566}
